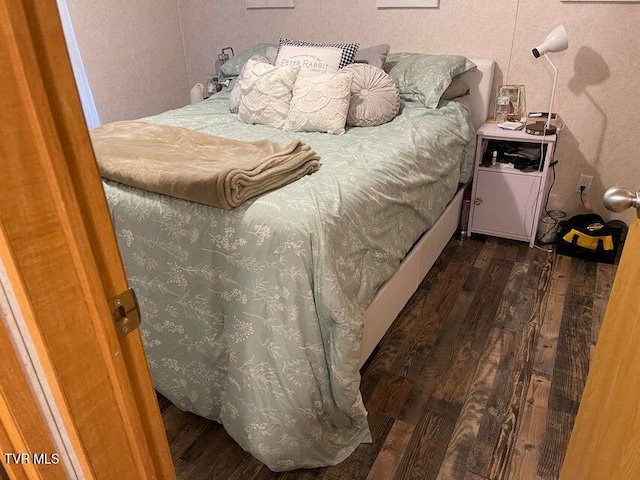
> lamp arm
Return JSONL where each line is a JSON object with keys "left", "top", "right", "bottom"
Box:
{"left": 544, "top": 54, "right": 558, "bottom": 131}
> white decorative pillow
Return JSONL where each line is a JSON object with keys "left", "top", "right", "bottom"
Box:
{"left": 276, "top": 37, "right": 360, "bottom": 76}
{"left": 342, "top": 64, "right": 399, "bottom": 127}
{"left": 265, "top": 46, "right": 278, "bottom": 64}
{"left": 284, "top": 70, "right": 354, "bottom": 135}
{"left": 238, "top": 59, "right": 300, "bottom": 129}
{"left": 275, "top": 44, "right": 343, "bottom": 77}
{"left": 229, "top": 54, "right": 271, "bottom": 113}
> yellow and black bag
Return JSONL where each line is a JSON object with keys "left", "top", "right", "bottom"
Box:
{"left": 556, "top": 214, "right": 624, "bottom": 264}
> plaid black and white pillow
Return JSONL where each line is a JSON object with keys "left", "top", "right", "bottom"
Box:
{"left": 278, "top": 37, "right": 360, "bottom": 69}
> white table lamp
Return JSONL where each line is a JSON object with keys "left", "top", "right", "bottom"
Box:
{"left": 527, "top": 25, "right": 569, "bottom": 135}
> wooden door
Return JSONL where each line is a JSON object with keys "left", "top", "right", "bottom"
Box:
{"left": 560, "top": 215, "right": 640, "bottom": 479}
{"left": 0, "top": 1, "right": 174, "bottom": 479}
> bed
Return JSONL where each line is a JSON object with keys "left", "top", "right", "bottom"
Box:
{"left": 101, "top": 57, "right": 495, "bottom": 471}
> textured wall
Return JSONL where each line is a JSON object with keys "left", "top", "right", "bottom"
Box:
{"left": 66, "top": 0, "right": 189, "bottom": 124}
{"left": 178, "top": 1, "right": 518, "bottom": 92}
{"left": 508, "top": 2, "right": 640, "bottom": 222}
{"left": 178, "top": 0, "right": 640, "bottom": 221}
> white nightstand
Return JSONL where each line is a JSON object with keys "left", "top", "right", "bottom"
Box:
{"left": 467, "top": 122, "right": 557, "bottom": 248}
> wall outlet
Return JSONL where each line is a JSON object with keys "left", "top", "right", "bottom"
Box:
{"left": 575, "top": 175, "right": 593, "bottom": 194}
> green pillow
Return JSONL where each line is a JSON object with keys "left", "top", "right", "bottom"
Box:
{"left": 219, "top": 43, "right": 277, "bottom": 82}
{"left": 385, "top": 52, "right": 476, "bottom": 108}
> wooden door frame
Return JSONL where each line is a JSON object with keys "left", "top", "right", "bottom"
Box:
{"left": 0, "top": 1, "right": 174, "bottom": 478}
{"left": 0, "top": 254, "right": 75, "bottom": 480}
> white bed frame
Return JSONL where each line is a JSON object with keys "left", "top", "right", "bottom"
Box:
{"left": 359, "top": 59, "right": 496, "bottom": 366}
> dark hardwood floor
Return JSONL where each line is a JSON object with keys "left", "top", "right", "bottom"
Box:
{"left": 158, "top": 234, "right": 617, "bottom": 480}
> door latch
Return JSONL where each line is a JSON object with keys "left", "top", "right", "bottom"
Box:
{"left": 108, "top": 288, "right": 141, "bottom": 338}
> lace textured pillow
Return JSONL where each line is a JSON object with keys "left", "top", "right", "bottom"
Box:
{"left": 238, "top": 59, "right": 299, "bottom": 129}
{"left": 342, "top": 64, "right": 399, "bottom": 127}
{"left": 229, "top": 54, "right": 271, "bottom": 113}
{"left": 284, "top": 70, "right": 354, "bottom": 135}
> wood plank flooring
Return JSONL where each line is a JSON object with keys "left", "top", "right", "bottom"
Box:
{"left": 159, "top": 235, "right": 617, "bottom": 480}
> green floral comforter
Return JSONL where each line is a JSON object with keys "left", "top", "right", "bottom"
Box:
{"left": 102, "top": 91, "right": 474, "bottom": 471}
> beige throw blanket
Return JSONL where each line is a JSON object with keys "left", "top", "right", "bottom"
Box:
{"left": 91, "top": 121, "right": 320, "bottom": 209}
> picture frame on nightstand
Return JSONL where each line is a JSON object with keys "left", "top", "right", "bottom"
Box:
{"left": 495, "top": 85, "right": 526, "bottom": 122}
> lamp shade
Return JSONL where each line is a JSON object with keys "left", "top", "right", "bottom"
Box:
{"left": 532, "top": 25, "right": 569, "bottom": 58}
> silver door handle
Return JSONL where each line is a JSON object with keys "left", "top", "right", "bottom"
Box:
{"left": 603, "top": 187, "right": 640, "bottom": 218}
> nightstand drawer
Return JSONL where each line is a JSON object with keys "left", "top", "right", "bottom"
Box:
{"left": 470, "top": 169, "right": 542, "bottom": 241}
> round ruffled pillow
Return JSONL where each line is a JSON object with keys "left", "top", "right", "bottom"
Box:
{"left": 342, "top": 64, "right": 400, "bottom": 127}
